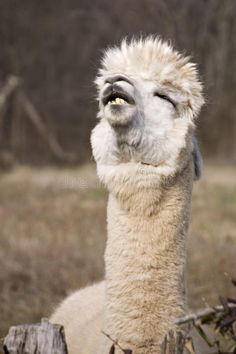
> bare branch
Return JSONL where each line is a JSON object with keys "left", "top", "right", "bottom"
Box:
{"left": 102, "top": 331, "right": 132, "bottom": 354}
{"left": 18, "top": 91, "right": 77, "bottom": 163}
{"left": 0, "top": 76, "right": 20, "bottom": 114}
{"left": 174, "top": 304, "right": 236, "bottom": 325}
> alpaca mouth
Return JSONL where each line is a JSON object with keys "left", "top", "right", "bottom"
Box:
{"left": 102, "top": 91, "right": 135, "bottom": 106}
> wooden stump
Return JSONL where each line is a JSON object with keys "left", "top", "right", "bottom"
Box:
{"left": 161, "top": 330, "right": 185, "bottom": 354}
{"left": 3, "top": 319, "right": 185, "bottom": 354}
{"left": 3, "top": 318, "right": 68, "bottom": 354}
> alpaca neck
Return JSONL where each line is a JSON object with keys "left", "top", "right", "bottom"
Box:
{"left": 102, "top": 161, "right": 194, "bottom": 354}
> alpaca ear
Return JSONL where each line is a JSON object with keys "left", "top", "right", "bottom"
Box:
{"left": 192, "top": 136, "right": 203, "bottom": 181}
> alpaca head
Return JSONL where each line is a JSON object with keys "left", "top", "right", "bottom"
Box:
{"left": 91, "top": 37, "right": 204, "bottom": 193}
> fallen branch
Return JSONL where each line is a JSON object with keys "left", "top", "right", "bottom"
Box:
{"left": 18, "top": 90, "right": 77, "bottom": 163}
{"left": 102, "top": 331, "right": 132, "bottom": 354}
{"left": 174, "top": 304, "right": 236, "bottom": 325}
{"left": 0, "top": 76, "right": 20, "bottom": 115}
{"left": 0, "top": 75, "right": 78, "bottom": 164}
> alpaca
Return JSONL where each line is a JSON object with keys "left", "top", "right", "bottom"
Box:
{"left": 51, "top": 37, "right": 204, "bottom": 354}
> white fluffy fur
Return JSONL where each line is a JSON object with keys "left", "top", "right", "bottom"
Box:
{"left": 51, "top": 37, "right": 205, "bottom": 354}
{"left": 51, "top": 282, "right": 105, "bottom": 354}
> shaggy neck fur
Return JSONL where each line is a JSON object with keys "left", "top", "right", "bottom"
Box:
{"left": 101, "top": 159, "right": 194, "bottom": 354}
{"left": 50, "top": 37, "right": 204, "bottom": 354}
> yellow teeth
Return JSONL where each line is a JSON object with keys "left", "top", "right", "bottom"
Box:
{"left": 108, "top": 97, "right": 128, "bottom": 105}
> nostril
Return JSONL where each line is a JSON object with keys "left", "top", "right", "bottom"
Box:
{"left": 105, "top": 75, "right": 132, "bottom": 86}
{"left": 105, "top": 76, "right": 122, "bottom": 85}
{"left": 105, "top": 78, "right": 113, "bottom": 85}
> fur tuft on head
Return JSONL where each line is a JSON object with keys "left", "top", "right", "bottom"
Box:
{"left": 96, "top": 36, "right": 204, "bottom": 119}
{"left": 92, "top": 36, "right": 205, "bottom": 192}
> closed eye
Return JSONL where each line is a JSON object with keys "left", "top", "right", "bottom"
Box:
{"left": 154, "top": 92, "right": 176, "bottom": 109}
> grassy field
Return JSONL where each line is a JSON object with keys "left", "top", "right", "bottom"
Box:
{"left": 0, "top": 163, "right": 235, "bottom": 341}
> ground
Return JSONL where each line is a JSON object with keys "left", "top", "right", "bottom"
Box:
{"left": 0, "top": 163, "right": 235, "bottom": 343}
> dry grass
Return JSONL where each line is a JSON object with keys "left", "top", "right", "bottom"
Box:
{"left": 0, "top": 163, "right": 235, "bottom": 340}
{"left": 188, "top": 163, "right": 236, "bottom": 308}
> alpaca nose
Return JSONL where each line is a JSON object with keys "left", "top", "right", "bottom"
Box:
{"left": 105, "top": 75, "right": 133, "bottom": 86}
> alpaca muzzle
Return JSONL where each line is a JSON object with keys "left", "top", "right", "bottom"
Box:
{"left": 102, "top": 84, "right": 135, "bottom": 107}
{"left": 102, "top": 80, "right": 137, "bottom": 128}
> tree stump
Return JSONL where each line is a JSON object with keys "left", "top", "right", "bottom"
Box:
{"left": 3, "top": 318, "right": 68, "bottom": 354}
{"left": 161, "top": 330, "right": 185, "bottom": 354}
{"left": 3, "top": 320, "right": 185, "bottom": 354}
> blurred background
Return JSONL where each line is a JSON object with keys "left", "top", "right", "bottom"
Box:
{"left": 0, "top": 0, "right": 235, "bottom": 342}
